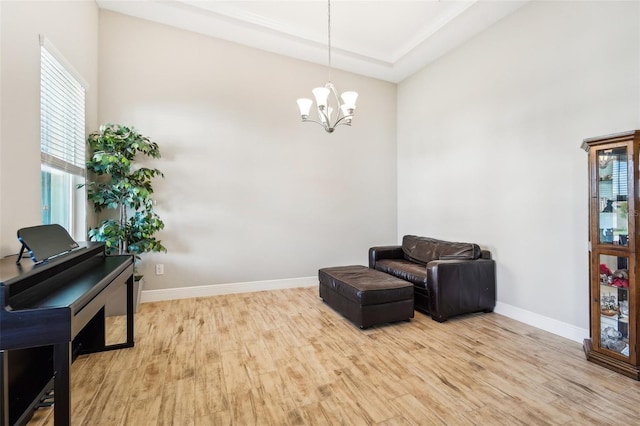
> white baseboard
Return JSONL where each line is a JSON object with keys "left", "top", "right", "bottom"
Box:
{"left": 142, "top": 279, "right": 588, "bottom": 344}
{"left": 494, "top": 301, "right": 589, "bottom": 344}
{"left": 140, "top": 276, "right": 317, "bottom": 303}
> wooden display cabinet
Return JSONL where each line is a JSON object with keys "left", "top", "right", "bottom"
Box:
{"left": 582, "top": 130, "right": 639, "bottom": 380}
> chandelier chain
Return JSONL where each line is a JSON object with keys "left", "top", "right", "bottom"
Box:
{"left": 327, "top": 0, "right": 332, "bottom": 82}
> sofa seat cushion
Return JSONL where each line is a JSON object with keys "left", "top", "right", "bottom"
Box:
{"left": 374, "top": 259, "right": 428, "bottom": 288}
{"left": 402, "top": 235, "right": 482, "bottom": 265}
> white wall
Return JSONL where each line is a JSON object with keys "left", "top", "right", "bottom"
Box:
{"left": 398, "top": 1, "right": 639, "bottom": 338}
{"left": 98, "top": 11, "right": 397, "bottom": 291}
{"left": 5, "top": 1, "right": 632, "bottom": 343}
{"left": 0, "top": 0, "right": 99, "bottom": 256}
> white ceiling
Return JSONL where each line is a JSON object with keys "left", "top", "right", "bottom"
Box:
{"left": 97, "top": 0, "right": 528, "bottom": 83}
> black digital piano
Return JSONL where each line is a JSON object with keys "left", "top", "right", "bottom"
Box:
{"left": 0, "top": 226, "right": 134, "bottom": 425}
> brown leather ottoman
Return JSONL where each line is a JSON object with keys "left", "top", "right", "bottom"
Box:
{"left": 318, "top": 265, "right": 414, "bottom": 329}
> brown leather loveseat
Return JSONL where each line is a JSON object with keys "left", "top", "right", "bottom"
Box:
{"left": 369, "top": 235, "right": 496, "bottom": 322}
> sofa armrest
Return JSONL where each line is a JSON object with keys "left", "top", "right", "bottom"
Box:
{"left": 426, "top": 258, "right": 496, "bottom": 322}
{"left": 368, "top": 245, "right": 403, "bottom": 269}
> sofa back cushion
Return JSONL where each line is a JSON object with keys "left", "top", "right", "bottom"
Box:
{"left": 402, "top": 235, "right": 481, "bottom": 265}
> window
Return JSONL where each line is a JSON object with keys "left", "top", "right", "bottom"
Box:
{"left": 40, "top": 36, "right": 87, "bottom": 240}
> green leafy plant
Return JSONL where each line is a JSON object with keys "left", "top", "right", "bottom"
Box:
{"left": 80, "top": 124, "right": 166, "bottom": 277}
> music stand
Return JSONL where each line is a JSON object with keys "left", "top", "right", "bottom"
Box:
{"left": 16, "top": 224, "right": 80, "bottom": 264}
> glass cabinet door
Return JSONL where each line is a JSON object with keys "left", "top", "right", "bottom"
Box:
{"left": 596, "top": 147, "right": 629, "bottom": 246}
{"left": 584, "top": 131, "right": 640, "bottom": 379}
{"left": 598, "top": 253, "right": 630, "bottom": 357}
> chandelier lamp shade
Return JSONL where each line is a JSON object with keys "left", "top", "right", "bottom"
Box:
{"left": 296, "top": 0, "right": 358, "bottom": 133}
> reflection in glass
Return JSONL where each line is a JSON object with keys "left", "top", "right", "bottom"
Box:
{"left": 597, "top": 147, "right": 628, "bottom": 246}
{"left": 598, "top": 254, "right": 629, "bottom": 357}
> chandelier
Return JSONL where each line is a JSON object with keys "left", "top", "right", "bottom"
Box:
{"left": 296, "top": 0, "right": 358, "bottom": 133}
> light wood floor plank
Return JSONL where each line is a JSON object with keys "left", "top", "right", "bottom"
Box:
{"left": 26, "top": 287, "right": 640, "bottom": 425}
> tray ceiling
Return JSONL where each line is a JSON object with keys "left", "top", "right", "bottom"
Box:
{"left": 97, "top": 0, "right": 528, "bottom": 83}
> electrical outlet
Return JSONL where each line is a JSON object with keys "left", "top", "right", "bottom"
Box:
{"left": 155, "top": 264, "right": 164, "bottom": 275}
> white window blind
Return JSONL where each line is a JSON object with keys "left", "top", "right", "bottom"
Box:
{"left": 40, "top": 39, "right": 86, "bottom": 177}
{"left": 612, "top": 159, "right": 628, "bottom": 199}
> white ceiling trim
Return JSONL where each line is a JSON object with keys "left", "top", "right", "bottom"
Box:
{"left": 96, "top": 0, "right": 528, "bottom": 83}
{"left": 390, "top": 0, "right": 476, "bottom": 63}
{"left": 176, "top": 0, "right": 397, "bottom": 65}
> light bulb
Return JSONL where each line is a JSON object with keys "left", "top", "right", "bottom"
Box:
{"left": 312, "top": 87, "right": 330, "bottom": 109}
{"left": 296, "top": 98, "right": 313, "bottom": 118}
{"left": 341, "top": 91, "right": 358, "bottom": 109}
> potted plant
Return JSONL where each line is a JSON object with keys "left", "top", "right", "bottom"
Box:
{"left": 80, "top": 123, "right": 167, "bottom": 313}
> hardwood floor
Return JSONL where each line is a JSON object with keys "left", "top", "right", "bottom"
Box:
{"left": 27, "top": 287, "right": 640, "bottom": 425}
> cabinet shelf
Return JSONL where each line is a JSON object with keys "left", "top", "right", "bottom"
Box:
{"left": 599, "top": 283, "right": 629, "bottom": 289}
{"left": 599, "top": 313, "right": 628, "bottom": 321}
